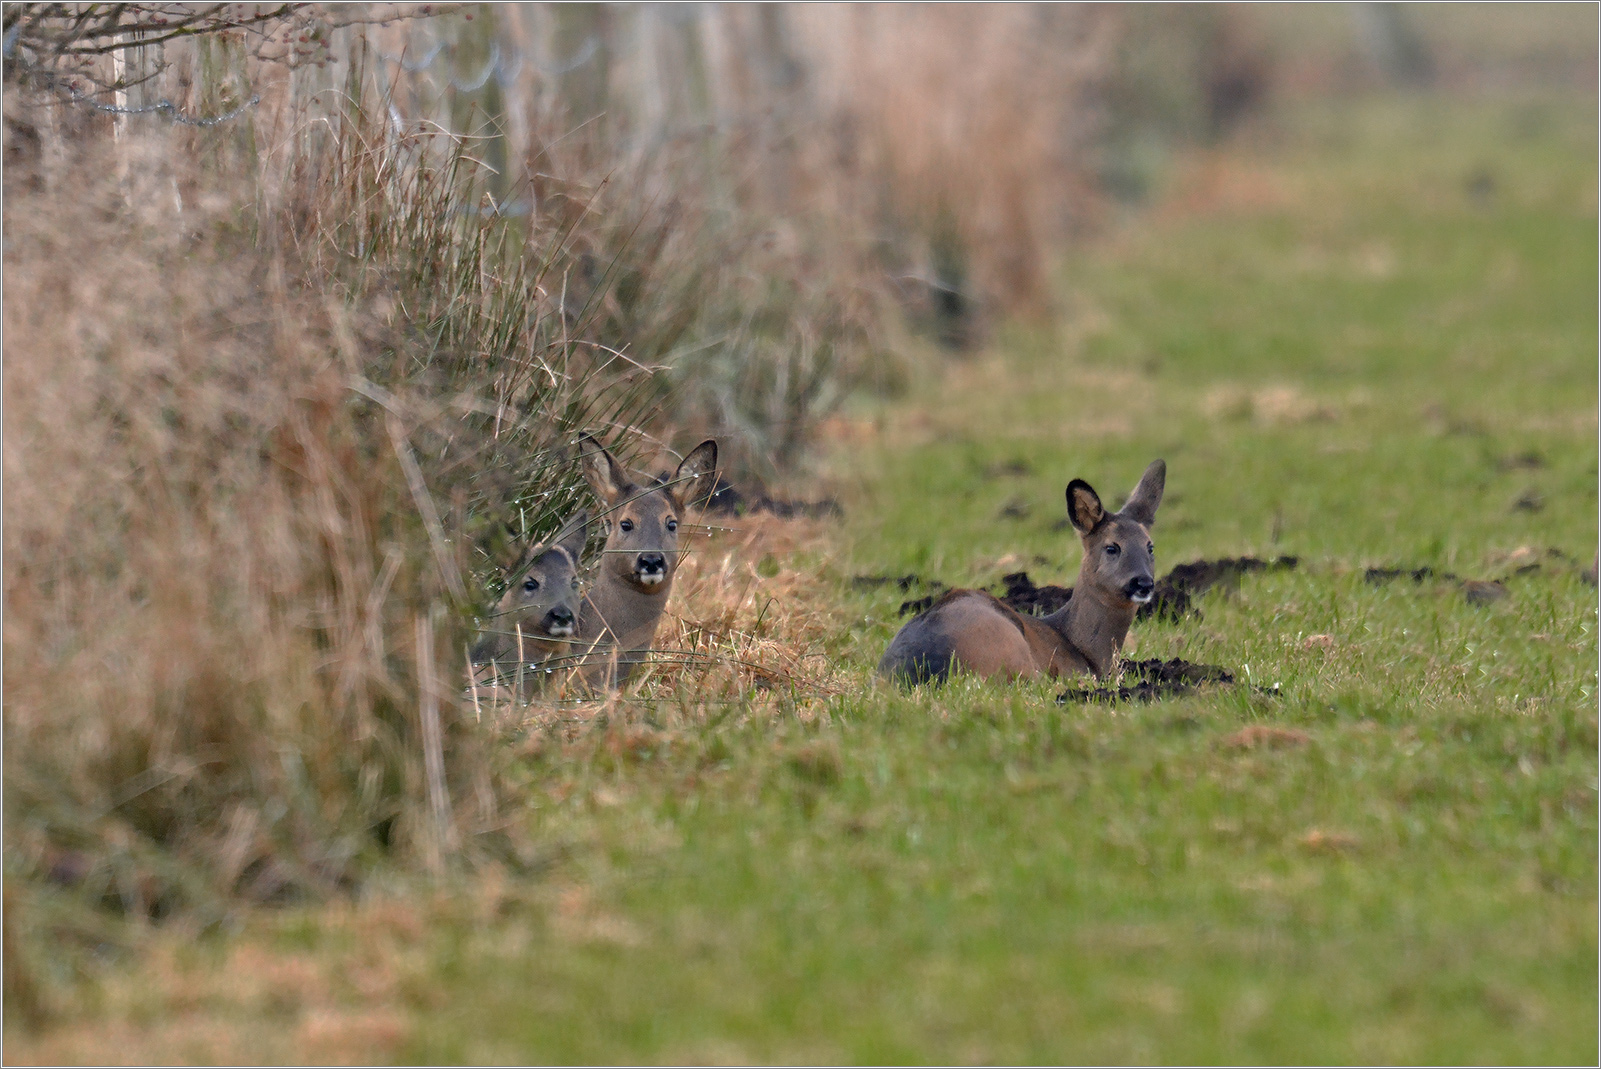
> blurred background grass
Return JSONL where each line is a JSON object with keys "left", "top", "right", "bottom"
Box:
{"left": 3, "top": 2, "right": 1595, "bottom": 1060}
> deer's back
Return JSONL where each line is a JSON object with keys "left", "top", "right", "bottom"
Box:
{"left": 879, "top": 589, "right": 1083, "bottom": 685}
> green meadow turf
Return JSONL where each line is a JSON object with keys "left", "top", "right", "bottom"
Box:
{"left": 26, "top": 92, "right": 1596, "bottom": 1064}
{"left": 384, "top": 93, "right": 1597, "bottom": 1064}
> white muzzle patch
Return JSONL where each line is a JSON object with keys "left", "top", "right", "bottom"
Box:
{"left": 637, "top": 571, "right": 665, "bottom": 588}
{"left": 1130, "top": 591, "right": 1153, "bottom": 604}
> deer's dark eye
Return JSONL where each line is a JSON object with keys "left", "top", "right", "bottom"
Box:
{"left": 571, "top": 578, "right": 580, "bottom": 591}
{"left": 1147, "top": 542, "right": 1154, "bottom": 554}
{"left": 1104, "top": 543, "right": 1121, "bottom": 557}
{"left": 523, "top": 577, "right": 539, "bottom": 592}
{"left": 619, "top": 519, "right": 634, "bottom": 532}
{"left": 666, "top": 518, "right": 679, "bottom": 533}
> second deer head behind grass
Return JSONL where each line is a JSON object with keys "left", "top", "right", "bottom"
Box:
{"left": 471, "top": 509, "right": 589, "bottom": 685}
{"left": 878, "top": 460, "right": 1166, "bottom": 685}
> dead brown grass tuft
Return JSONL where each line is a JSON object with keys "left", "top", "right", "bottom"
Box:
{"left": 3, "top": 78, "right": 663, "bottom": 941}
{"left": 2, "top": 898, "right": 429, "bottom": 1065}
{"left": 1297, "top": 828, "right": 1361, "bottom": 855}
{"left": 1221, "top": 725, "right": 1312, "bottom": 751}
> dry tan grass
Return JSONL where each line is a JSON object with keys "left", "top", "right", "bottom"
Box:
{"left": 1220, "top": 725, "right": 1312, "bottom": 751}
{"left": 1202, "top": 382, "right": 1340, "bottom": 426}
{"left": 3, "top": 138, "right": 476, "bottom": 904}
{"left": 3, "top": 895, "right": 429, "bottom": 1065}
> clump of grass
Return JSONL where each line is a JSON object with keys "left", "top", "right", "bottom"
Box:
{"left": 3, "top": 139, "right": 473, "bottom": 919}
{"left": 0, "top": 55, "right": 670, "bottom": 949}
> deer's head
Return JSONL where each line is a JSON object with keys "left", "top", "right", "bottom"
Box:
{"left": 474, "top": 510, "right": 588, "bottom": 663}
{"left": 579, "top": 436, "right": 719, "bottom": 596}
{"left": 1066, "top": 459, "right": 1166, "bottom": 607}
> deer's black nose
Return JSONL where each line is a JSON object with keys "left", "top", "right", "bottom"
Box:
{"left": 1125, "top": 576, "right": 1155, "bottom": 601}
{"left": 547, "top": 606, "right": 574, "bottom": 627}
{"left": 637, "top": 553, "right": 666, "bottom": 575}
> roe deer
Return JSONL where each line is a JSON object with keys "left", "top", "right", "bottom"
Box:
{"left": 470, "top": 510, "right": 589, "bottom": 685}
{"left": 575, "top": 435, "right": 719, "bottom": 685}
{"left": 878, "top": 460, "right": 1166, "bottom": 685}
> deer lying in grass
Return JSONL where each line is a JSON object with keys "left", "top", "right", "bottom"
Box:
{"left": 878, "top": 460, "right": 1166, "bottom": 685}
{"left": 573, "top": 435, "right": 719, "bottom": 686}
{"left": 470, "top": 510, "right": 589, "bottom": 687}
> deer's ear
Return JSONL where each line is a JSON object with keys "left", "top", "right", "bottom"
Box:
{"left": 668, "top": 440, "right": 719, "bottom": 510}
{"left": 553, "top": 509, "right": 589, "bottom": 562}
{"left": 578, "top": 435, "right": 630, "bottom": 505}
{"left": 1066, "top": 479, "right": 1105, "bottom": 536}
{"left": 1120, "top": 459, "right": 1166, "bottom": 527}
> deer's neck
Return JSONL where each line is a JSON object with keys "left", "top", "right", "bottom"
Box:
{"left": 1041, "top": 578, "right": 1136, "bottom": 680}
{"left": 582, "top": 573, "right": 672, "bottom": 654}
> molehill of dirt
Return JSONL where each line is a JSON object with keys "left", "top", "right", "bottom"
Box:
{"left": 1364, "top": 546, "right": 1593, "bottom": 600}
{"left": 704, "top": 477, "right": 843, "bottom": 520}
{"left": 1363, "top": 565, "right": 1509, "bottom": 604}
{"left": 1057, "top": 656, "right": 1253, "bottom": 704}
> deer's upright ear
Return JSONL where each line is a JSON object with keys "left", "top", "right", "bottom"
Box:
{"left": 668, "top": 439, "right": 719, "bottom": 510}
{"left": 1066, "top": 479, "right": 1105, "bottom": 536}
{"left": 1120, "top": 459, "right": 1166, "bottom": 527}
{"left": 578, "top": 435, "right": 630, "bottom": 505}
{"left": 552, "top": 509, "right": 589, "bottom": 563}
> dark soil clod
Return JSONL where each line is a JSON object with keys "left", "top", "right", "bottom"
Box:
{"left": 1365, "top": 565, "right": 1455, "bottom": 584}
{"left": 1497, "top": 450, "right": 1545, "bottom": 470}
{"left": 997, "top": 571, "right": 1073, "bottom": 616}
{"left": 851, "top": 573, "right": 932, "bottom": 592}
{"left": 984, "top": 458, "right": 1034, "bottom": 478}
{"left": 898, "top": 593, "right": 942, "bottom": 616}
{"left": 1058, "top": 657, "right": 1252, "bottom": 704}
{"left": 1461, "top": 579, "right": 1509, "bottom": 605}
{"left": 1161, "top": 555, "right": 1300, "bottom": 596}
{"left": 1511, "top": 490, "right": 1544, "bottom": 513}
{"left": 1123, "top": 657, "right": 1238, "bottom": 686}
{"left": 705, "top": 477, "right": 843, "bottom": 520}
{"left": 1365, "top": 564, "right": 1515, "bottom": 605}
{"left": 997, "top": 498, "right": 1033, "bottom": 521}
{"left": 850, "top": 572, "right": 948, "bottom": 615}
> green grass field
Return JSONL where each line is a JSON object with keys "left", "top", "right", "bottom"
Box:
{"left": 10, "top": 92, "right": 1595, "bottom": 1065}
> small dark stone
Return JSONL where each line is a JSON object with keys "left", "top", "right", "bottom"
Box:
{"left": 997, "top": 497, "right": 1032, "bottom": 521}
{"left": 1462, "top": 580, "right": 1509, "bottom": 606}
{"left": 984, "top": 458, "right": 1033, "bottom": 478}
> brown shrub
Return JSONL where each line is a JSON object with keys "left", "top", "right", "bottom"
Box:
{"left": 3, "top": 135, "right": 496, "bottom": 912}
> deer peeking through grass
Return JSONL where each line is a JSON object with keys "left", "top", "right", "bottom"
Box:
{"left": 878, "top": 460, "right": 1166, "bottom": 685}
{"left": 571, "top": 434, "right": 720, "bottom": 687}
{"left": 470, "top": 510, "right": 590, "bottom": 686}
